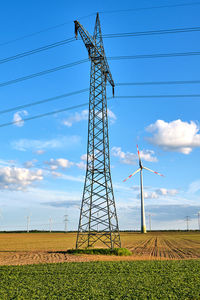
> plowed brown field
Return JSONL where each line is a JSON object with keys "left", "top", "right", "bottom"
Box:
{"left": 0, "top": 231, "right": 199, "bottom": 265}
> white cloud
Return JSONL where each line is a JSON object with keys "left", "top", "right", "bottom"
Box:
{"left": 155, "top": 188, "right": 179, "bottom": 196}
{"left": 137, "top": 188, "right": 179, "bottom": 199}
{"left": 63, "top": 109, "right": 117, "bottom": 127}
{"left": 13, "top": 110, "right": 28, "bottom": 127}
{"left": 23, "top": 159, "right": 37, "bottom": 169}
{"left": 63, "top": 109, "right": 88, "bottom": 127}
{"left": 107, "top": 109, "right": 117, "bottom": 124}
{"left": 76, "top": 161, "right": 86, "bottom": 170}
{"left": 188, "top": 179, "right": 200, "bottom": 194}
{"left": 146, "top": 119, "right": 200, "bottom": 154}
{"left": 51, "top": 171, "right": 62, "bottom": 177}
{"left": 44, "top": 158, "right": 74, "bottom": 170}
{"left": 51, "top": 174, "right": 84, "bottom": 183}
{"left": 81, "top": 154, "right": 87, "bottom": 161}
{"left": 111, "top": 146, "right": 157, "bottom": 164}
{"left": 0, "top": 167, "right": 43, "bottom": 190}
{"left": 34, "top": 150, "right": 45, "bottom": 155}
{"left": 11, "top": 136, "right": 80, "bottom": 151}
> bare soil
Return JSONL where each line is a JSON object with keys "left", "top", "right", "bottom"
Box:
{"left": 0, "top": 232, "right": 199, "bottom": 265}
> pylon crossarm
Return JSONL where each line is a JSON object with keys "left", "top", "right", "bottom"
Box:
{"left": 74, "top": 21, "right": 102, "bottom": 59}
{"left": 74, "top": 20, "right": 115, "bottom": 93}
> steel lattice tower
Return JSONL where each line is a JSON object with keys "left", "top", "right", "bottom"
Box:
{"left": 75, "top": 13, "right": 121, "bottom": 249}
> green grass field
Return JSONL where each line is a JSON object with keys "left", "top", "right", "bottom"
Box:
{"left": 0, "top": 260, "right": 200, "bottom": 299}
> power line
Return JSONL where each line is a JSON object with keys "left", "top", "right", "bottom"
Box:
{"left": 1, "top": 51, "right": 200, "bottom": 89}
{"left": 103, "top": 26, "right": 200, "bottom": 39}
{"left": 115, "top": 94, "right": 200, "bottom": 99}
{"left": 0, "top": 37, "right": 76, "bottom": 65}
{"left": 1, "top": 93, "right": 200, "bottom": 128}
{"left": 108, "top": 51, "right": 200, "bottom": 61}
{"left": 0, "top": 58, "right": 88, "bottom": 88}
{"left": 1, "top": 80, "right": 200, "bottom": 116}
{"left": 0, "top": 88, "right": 89, "bottom": 115}
{"left": 116, "top": 80, "right": 200, "bottom": 86}
{"left": 1, "top": 26, "right": 200, "bottom": 66}
{"left": 0, "top": 13, "right": 96, "bottom": 48}
{"left": 1, "top": 1, "right": 199, "bottom": 47}
{"left": 0, "top": 102, "right": 88, "bottom": 128}
{"left": 99, "top": 1, "right": 200, "bottom": 15}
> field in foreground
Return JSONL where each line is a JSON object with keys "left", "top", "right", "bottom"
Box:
{"left": 0, "top": 231, "right": 199, "bottom": 265}
{"left": 0, "top": 260, "right": 200, "bottom": 299}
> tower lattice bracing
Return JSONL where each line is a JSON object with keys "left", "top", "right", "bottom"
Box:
{"left": 75, "top": 13, "right": 121, "bottom": 249}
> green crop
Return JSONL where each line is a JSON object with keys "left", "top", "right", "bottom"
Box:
{"left": 66, "top": 247, "right": 132, "bottom": 256}
{"left": 0, "top": 260, "right": 200, "bottom": 299}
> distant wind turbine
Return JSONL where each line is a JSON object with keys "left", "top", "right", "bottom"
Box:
{"left": 123, "top": 145, "right": 164, "bottom": 233}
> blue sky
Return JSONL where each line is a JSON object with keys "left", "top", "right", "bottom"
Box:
{"left": 0, "top": 0, "right": 200, "bottom": 231}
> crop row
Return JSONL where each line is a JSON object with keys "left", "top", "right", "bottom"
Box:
{"left": 0, "top": 260, "right": 200, "bottom": 299}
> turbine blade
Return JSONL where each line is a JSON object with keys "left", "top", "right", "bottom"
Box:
{"left": 136, "top": 144, "right": 142, "bottom": 165}
{"left": 123, "top": 168, "right": 141, "bottom": 182}
{"left": 143, "top": 166, "right": 164, "bottom": 177}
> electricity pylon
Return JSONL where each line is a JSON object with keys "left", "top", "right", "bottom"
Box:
{"left": 64, "top": 215, "right": 68, "bottom": 232}
{"left": 75, "top": 13, "right": 121, "bottom": 249}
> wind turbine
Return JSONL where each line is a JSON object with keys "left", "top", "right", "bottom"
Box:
{"left": 123, "top": 145, "right": 164, "bottom": 233}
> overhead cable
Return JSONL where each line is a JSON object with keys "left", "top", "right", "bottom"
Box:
{"left": 115, "top": 94, "right": 200, "bottom": 99}
{"left": 99, "top": 2, "right": 200, "bottom": 15}
{"left": 0, "top": 103, "right": 88, "bottom": 128}
{"left": 1, "top": 80, "right": 200, "bottom": 115}
{"left": 103, "top": 26, "right": 200, "bottom": 39}
{"left": 0, "top": 13, "right": 96, "bottom": 47}
{"left": 108, "top": 51, "right": 200, "bottom": 61}
{"left": 1, "top": 51, "right": 200, "bottom": 89}
{"left": 0, "top": 88, "right": 89, "bottom": 115}
{"left": 1, "top": 26, "right": 200, "bottom": 66}
{"left": 116, "top": 80, "right": 200, "bottom": 86}
{"left": 1, "top": 1, "right": 199, "bottom": 47}
{"left": 1, "top": 94, "right": 200, "bottom": 128}
{"left": 0, "top": 59, "right": 88, "bottom": 88}
{"left": 0, "top": 38, "right": 76, "bottom": 65}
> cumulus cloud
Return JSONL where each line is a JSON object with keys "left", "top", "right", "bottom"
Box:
{"left": 23, "top": 159, "right": 37, "bottom": 168}
{"left": 111, "top": 146, "right": 157, "bottom": 164}
{"left": 0, "top": 167, "right": 43, "bottom": 190}
{"left": 155, "top": 188, "right": 178, "bottom": 196}
{"left": 63, "top": 110, "right": 88, "bottom": 127}
{"left": 137, "top": 188, "right": 179, "bottom": 199}
{"left": 146, "top": 119, "right": 200, "bottom": 154}
{"left": 44, "top": 158, "right": 74, "bottom": 170}
{"left": 11, "top": 136, "right": 80, "bottom": 151}
{"left": 63, "top": 109, "right": 117, "bottom": 127}
{"left": 13, "top": 110, "right": 28, "bottom": 127}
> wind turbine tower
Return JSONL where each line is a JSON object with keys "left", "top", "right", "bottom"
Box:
{"left": 148, "top": 213, "right": 152, "bottom": 231}
{"left": 27, "top": 216, "right": 30, "bottom": 233}
{"left": 123, "top": 145, "right": 164, "bottom": 233}
{"left": 49, "top": 217, "right": 52, "bottom": 232}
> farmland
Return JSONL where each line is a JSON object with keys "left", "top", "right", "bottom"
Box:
{"left": 0, "top": 231, "right": 199, "bottom": 265}
{"left": 0, "top": 260, "right": 200, "bottom": 299}
{"left": 0, "top": 232, "right": 200, "bottom": 299}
